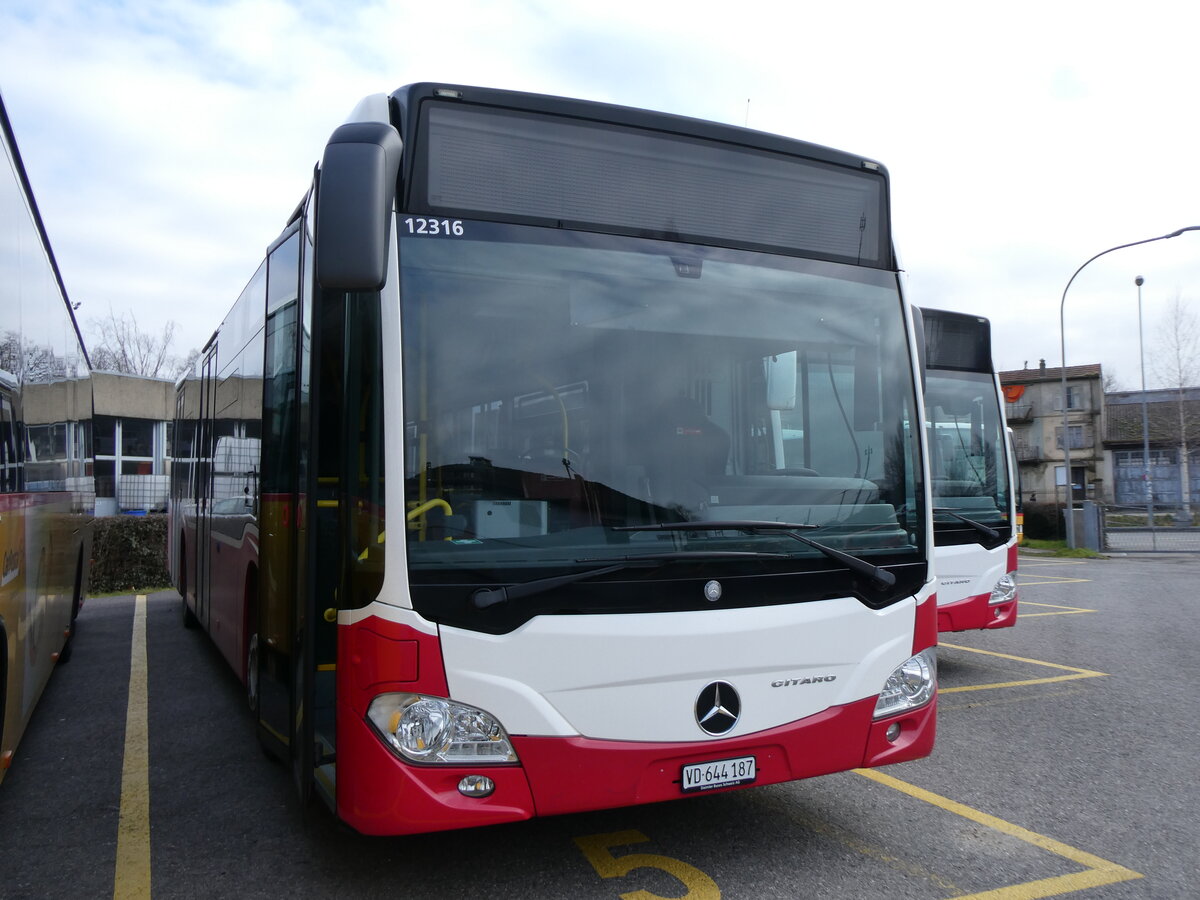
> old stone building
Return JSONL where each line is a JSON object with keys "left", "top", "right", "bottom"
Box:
{"left": 999, "top": 361, "right": 1104, "bottom": 505}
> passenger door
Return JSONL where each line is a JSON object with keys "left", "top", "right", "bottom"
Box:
{"left": 194, "top": 344, "right": 218, "bottom": 628}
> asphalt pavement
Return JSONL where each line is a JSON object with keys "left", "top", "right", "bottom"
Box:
{"left": 1, "top": 554, "right": 1196, "bottom": 898}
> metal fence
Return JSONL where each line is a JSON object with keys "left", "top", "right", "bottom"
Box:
{"left": 1102, "top": 505, "right": 1200, "bottom": 553}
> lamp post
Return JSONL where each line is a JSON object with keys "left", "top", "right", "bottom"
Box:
{"left": 1059, "top": 226, "right": 1200, "bottom": 548}
{"left": 1136, "top": 276, "right": 1155, "bottom": 545}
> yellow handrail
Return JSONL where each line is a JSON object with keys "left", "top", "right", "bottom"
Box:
{"left": 406, "top": 498, "right": 453, "bottom": 521}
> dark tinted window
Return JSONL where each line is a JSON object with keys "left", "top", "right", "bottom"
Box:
{"left": 419, "top": 104, "right": 889, "bottom": 266}
{"left": 94, "top": 415, "right": 117, "bottom": 456}
{"left": 121, "top": 418, "right": 154, "bottom": 457}
{"left": 262, "top": 232, "right": 301, "bottom": 493}
{"left": 923, "top": 309, "right": 992, "bottom": 372}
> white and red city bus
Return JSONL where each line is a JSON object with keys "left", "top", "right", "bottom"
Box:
{"left": 170, "top": 84, "right": 937, "bottom": 835}
{"left": 919, "top": 308, "right": 1018, "bottom": 631}
{"left": 0, "top": 92, "right": 94, "bottom": 785}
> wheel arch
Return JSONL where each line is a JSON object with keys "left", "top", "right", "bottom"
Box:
{"left": 242, "top": 562, "right": 260, "bottom": 681}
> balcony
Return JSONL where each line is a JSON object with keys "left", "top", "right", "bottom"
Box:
{"left": 1013, "top": 441, "right": 1044, "bottom": 462}
{"left": 1005, "top": 402, "right": 1035, "bottom": 422}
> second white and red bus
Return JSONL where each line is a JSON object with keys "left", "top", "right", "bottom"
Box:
{"left": 919, "top": 307, "right": 1018, "bottom": 632}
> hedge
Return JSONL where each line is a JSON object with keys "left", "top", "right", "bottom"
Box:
{"left": 1022, "top": 501, "right": 1065, "bottom": 541}
{"left": 90, "top": 514, "right": 171, "bottom": 594}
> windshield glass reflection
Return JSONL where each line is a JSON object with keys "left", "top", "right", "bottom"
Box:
{"left": 925, "top": 369, "right": 1011, "bottom": 532}
{"left": 401, "top": 223, "right": 922, "bottom": 571}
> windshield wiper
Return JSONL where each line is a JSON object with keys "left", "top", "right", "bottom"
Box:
{"left": 933, "top": 508, "right": 1000, "bottom": 541}
{"left": 615, "top": 521, "right": 896, "bottom": 590}
{"left": 471, "top": 550, "right": 788, "bottom": 609}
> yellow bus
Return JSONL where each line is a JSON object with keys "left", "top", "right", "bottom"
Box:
{"left": 0, "top": 92, "right": 94, "bottom": 785}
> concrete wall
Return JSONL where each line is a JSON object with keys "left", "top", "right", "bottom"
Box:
{"left": 92, "top": 370, "right": 175, "bottom": 419}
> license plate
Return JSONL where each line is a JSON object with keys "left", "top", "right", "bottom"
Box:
{"left": 680, "top": 755, "right": 756, "bottom": 793}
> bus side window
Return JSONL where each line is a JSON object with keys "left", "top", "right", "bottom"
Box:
{"left": 0, "top": 392, "right": 21, "bottom": 494}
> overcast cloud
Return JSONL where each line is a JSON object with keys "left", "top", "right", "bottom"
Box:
{"left": 3, "top": 0, "right": 1198, "bottom": 388}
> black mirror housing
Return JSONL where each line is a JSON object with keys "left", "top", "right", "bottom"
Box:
{"left": 315, "top": 122, "right": 403, "bottom": 291}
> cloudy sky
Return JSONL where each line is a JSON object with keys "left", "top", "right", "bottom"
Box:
{"left": 3, "top": 0, "right": 1199, "bottom": 388}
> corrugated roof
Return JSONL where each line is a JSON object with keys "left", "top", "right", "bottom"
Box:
{"left": 998, "top": 363, "right": 1102, "bottom": 384}
{"left": 1107, "top": 387, "right": 1200, "bottom": 405}
{"left": 1104, "top": 394, "right": 1200, "bottom": 445}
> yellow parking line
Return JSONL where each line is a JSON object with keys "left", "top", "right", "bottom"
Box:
{"left": 1017, "top": 580, "right": 1094, "bottom": 588}
{"left": 1019, "top": 580, "right": 1091, "bottom": 587}
{"left": 1017, "top": 601, "right": 1094, "bottom": 618}
{"left": 114, "top": 595, "right": 152, "bottom": 899}
{"left": 855, "top": 769, "right": 1143, "bottom": 898}
{"left": 939, "top": 673, "right": 1101, "bottom": 693}
{"left": 938, "top": 643, "right": 1106, "bottom": 693}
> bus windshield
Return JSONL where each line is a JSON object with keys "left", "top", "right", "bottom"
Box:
{"left": 401, "top": 222, "right": 922, "bottom": 576}
{"left": 925, "top": 367, "right": 1012, "bottom": 539}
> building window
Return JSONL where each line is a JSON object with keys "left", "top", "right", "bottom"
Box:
{"left": 1055, "top": 424, "right": 1088, "bottom": 450}
{"left": 94, "top": 415, "right": 169, "bottom": 513}
{"left": 1055, "top": 385, "right": 1085, "bottom": 411}
{"left": 1115, "top": 449, "right": 1177, "bottom": 468}
{"left": 94, "top": 414, "right": 117, "bottom": 456}
{"left": 121, "top": 418, "right": 154, "bottom": 457}
{"left": 1055, "top": 464, "right": 1087, "bottom": 492}
{"left": 94, "top": 458, "right": 115, "bottom": 499}
{"left": 28, "top": 422, "right": 67, "bottom": 461}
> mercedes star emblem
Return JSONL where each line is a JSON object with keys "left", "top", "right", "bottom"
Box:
{"left": 695, "top": 681, "right": 741, "bottom": 735}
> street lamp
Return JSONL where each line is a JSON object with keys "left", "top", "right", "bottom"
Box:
{"left": 1136, "top": 276, "right": 1155, "bottom": 546}
{"left": 1059, "top": 226, "right": 1200, "bottom": 548}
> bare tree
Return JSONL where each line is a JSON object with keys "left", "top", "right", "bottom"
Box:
{"left": 88, "top": 309, "right": 195, "bottom": 379}
{"left": 1150, "top": 292, "right": 1200, "bottom": 519}
{"left": 0, "top": 329, "right": 76, "bottom": 382}
{"left": 176, "top": 346, "right": 200, "bottom": 378}
{"left": 0, "top": 330, "right": 19, "bottom": 376}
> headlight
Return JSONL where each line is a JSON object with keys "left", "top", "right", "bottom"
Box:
{"left": 989, "top": 572, "right": 1017, "bottom": 605}
{"left": 873, "top": 649, "right": 937, "bottom": 719}
{"left": 367, "top": 694, "right": 518, "bottom": 764}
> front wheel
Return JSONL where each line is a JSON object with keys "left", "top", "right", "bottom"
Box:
{"left": 180, "top": 548, "right": 197, "bottom": 629}
{"left": 181, "top": 594, "right": 198, "bottom": 629}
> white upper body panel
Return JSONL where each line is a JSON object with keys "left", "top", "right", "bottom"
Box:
{"left": 353, "top": 592, "right": 925, "bottom": 743}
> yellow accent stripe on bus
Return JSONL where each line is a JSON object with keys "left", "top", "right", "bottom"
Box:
{"left": 114, "top": 595, "right": 152, "bottom": 899}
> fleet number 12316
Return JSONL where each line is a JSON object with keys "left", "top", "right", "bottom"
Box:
{"left": 404, "top": 217, "right": 464, "bottom": 236}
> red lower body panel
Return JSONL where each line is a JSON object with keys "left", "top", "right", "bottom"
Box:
{"left": 514, "top": 693, "right": 936, "bottom": 817}
{"left": 335, "top": 703, "right": 538, "bottom": 835}
{"left": 937, "top": 591, "right": 1017, "bottom": 632}
{"left": 334, "top": 689, "right": 936, "bottom": 835}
